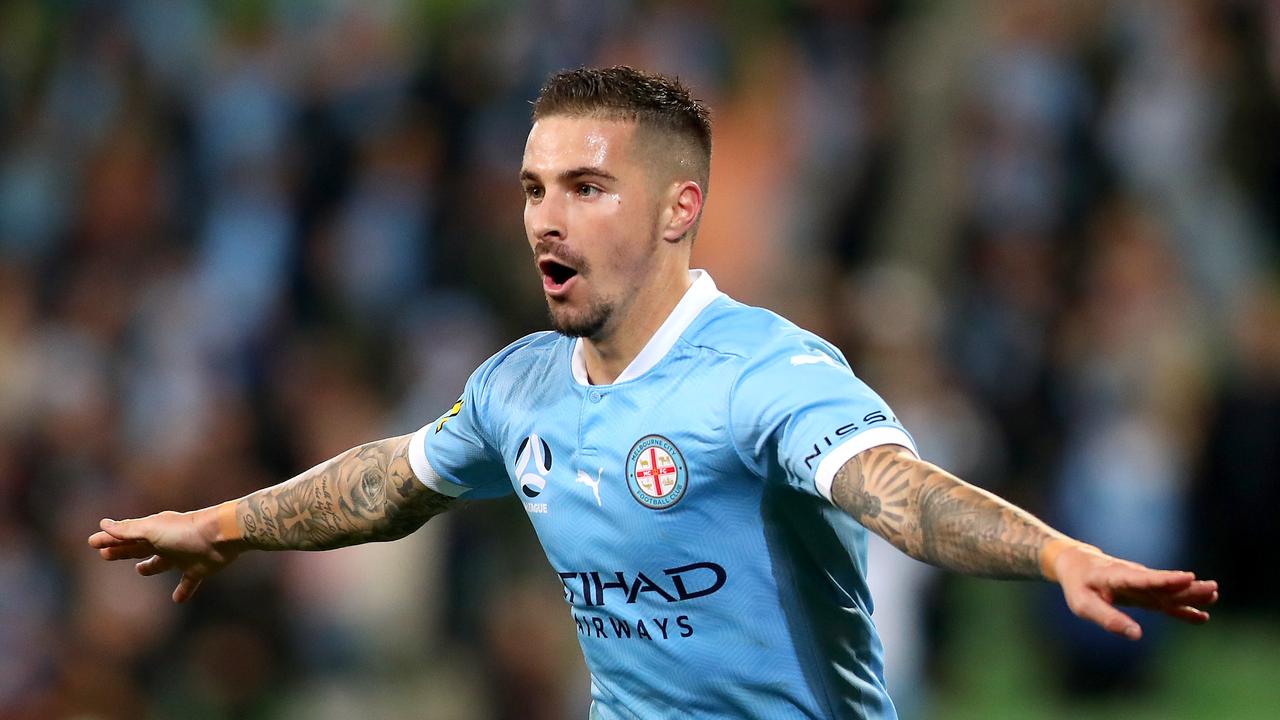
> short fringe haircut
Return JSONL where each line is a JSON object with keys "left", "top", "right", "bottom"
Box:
{"left": 532, "top": 66, "right": 712, "bottom": 176}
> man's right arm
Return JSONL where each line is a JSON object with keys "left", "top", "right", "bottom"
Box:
{"left": 235, "top": 432, "right": 452, "bottom": 550}
{"left": 89, "top": 433, "right": 455, "bottom": 602}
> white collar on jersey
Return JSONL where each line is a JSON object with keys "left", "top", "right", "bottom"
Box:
{"left": 571, "top": 269, "right": 723, "bottom": 386}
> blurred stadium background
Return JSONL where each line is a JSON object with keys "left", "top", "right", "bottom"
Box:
{"left": 1, "top": 0, "right": 1278, "bottom": 718}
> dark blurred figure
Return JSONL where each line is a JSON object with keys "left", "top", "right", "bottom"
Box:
{"left": 1044, "top": 201, "right": 1209, "bottom": 696}
{"left": 1195, "top": 282, "right": 1280, "bottom": 617}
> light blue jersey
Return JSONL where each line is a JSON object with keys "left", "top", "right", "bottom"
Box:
{"left": 409, "top": 271, "right": 917, "bottom": 719}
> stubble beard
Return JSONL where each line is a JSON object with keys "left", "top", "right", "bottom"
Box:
{"left": 547, "top": 295, "right": 614, "bottom": 339}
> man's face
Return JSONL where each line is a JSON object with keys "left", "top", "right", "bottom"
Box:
{"left": 520, "top": 115, "right": 662, "bottom": 339}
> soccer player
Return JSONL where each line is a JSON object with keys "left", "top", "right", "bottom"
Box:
{"left": 89, "top": 67, "right": 1218, "bottom": 719}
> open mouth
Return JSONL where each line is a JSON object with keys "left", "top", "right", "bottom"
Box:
{"left": 538, "top": 258, "right": 579, "bottom": 295}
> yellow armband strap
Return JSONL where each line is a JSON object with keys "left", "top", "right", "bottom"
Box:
{"left": 214, "top": 500, "right": 242, "bottom": 543}
{"left": 1040, "top": 539, "right": 1101, "bottom": 582}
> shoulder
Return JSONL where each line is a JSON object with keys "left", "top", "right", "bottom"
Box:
{"left": 471, "top": 330, "right": 567, "bottom": 390}
{"left": 688, "top": 297, "right": 849, "bottom": 371}
{"left": 486, "top": 330, "right": 563, "bottom": 365}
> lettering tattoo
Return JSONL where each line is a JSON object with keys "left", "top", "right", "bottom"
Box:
{"left": 832, "top": 446, "right": 1065, "bottom": 579}
{"left": 237, "top": 434, "right": 454, "bottom": 551}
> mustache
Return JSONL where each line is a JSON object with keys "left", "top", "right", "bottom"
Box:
{"left": 532, "top": 241, "right": 589, "bottom": 273}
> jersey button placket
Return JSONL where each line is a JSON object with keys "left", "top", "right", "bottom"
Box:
{"left": 580, "top": 389, "right": 605, "bottom": 456}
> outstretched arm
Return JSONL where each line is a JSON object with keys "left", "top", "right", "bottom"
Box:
{"left": 88, "top": 433, "right": 454, "bottom": 602}
{"left": 234, "top": 432, "right": 450, "bottom": 550}
{"left": 832, "top": 444, "right": 1218, "bottom": 639}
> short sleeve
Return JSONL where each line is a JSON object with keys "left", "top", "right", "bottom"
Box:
{"left": 730, "top": 337, "right": 917, "bottom": 503}
{"left": 408, "top": 355, "right": 513, "bottom": 500}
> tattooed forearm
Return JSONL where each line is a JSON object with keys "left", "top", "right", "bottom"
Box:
{"left": 236, "top": 434, "right": 454, "bottom": 551}
{"left": 832, "top": 446, "right": 1068, "bottom": 579}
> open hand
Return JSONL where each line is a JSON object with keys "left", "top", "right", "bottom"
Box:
{"left": 1053, "top": 545, "right": 1218, "bottom": 640}
{"left": 87, "top": 509, "right": 242, "bottom": 603}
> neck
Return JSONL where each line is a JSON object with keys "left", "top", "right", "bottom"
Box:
{"left": 581, "top": 268, "right": 693, "bottom": 385}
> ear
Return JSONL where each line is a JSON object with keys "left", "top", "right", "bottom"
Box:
{"left": 660, "top": 181, "right": 704, "bottom": 243}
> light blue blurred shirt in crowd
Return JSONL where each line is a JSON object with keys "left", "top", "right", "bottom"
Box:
{"left": 410, "top": 270, "right": 917, "bottom": 720}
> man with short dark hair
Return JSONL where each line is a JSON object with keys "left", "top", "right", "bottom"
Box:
{"left": 91, "top": 66, "right": 1218, "bottom": 720}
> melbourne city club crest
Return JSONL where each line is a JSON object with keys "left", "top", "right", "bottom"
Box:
{"left": 626, "top": 435, "right": 688, "bottom": 510}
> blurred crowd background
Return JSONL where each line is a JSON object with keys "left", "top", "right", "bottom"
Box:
{"left": 1, "top": 0, "right": 1277, "bottom": 718}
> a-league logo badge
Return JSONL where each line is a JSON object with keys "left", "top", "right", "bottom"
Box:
{"left": 515, "top": 433, "right": 553, "bottom": 498}
{"left": 626, "top": 435, "right": 688, "bottom": 510}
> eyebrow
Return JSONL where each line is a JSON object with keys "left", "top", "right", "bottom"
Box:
{"left": 519, "top": 166, "right": 618, "bottom": 184}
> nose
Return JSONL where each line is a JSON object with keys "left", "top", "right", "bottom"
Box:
{"left": 526, "top": 191, "right": 566, "bottom": 244}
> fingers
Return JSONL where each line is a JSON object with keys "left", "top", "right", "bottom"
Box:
{"left": 96, "top": 517, "right": 151, "bottom": 542}
{"left": 98, "top": 541, "right": 158, "bottom": 561}
{"left": 136, "top": 554, "right": 173, "bottom": 577}
{"left": 1073, "top": 565, "right": 1220, "bottom": 635}
{"left": 90, "top": 514, "right": 213, "bottom": 604}
{"left": 1114, "top": 580, "right": 1220, "bottom": 613}
{"left": 1152, "top": 576, "right": 1218, "bottom": 604}
{"left": 1071, "top": 592, "right": 1143, "bottom": 640}
{"left": 173, "top": 573, "right": 203, "bottom": 604}
{"left": 1163, "top": 580, "right": 1219, "bottom": 607}
{"left": 1107, "top": 566, "right": 1196, "bottom": 591}
{"left": 88, "top": 529, "right": 137, "bottom": 549}
{"left": 1161, "top": 604, "right": 1211, "bottom": 624}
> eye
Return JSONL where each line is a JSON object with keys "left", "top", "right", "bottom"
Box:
{"left": 524, "top": 185, "right": 543, "bottom": 201}
{"left": 577, "top": 184, "right": 600, "bottom": 198}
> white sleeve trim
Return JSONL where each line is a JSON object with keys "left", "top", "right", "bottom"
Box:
{"left": 814, "top": 427, "right": 919, "bottom": 503}
{"left": 408, "top": 425, "right": 469, "bottom": 498}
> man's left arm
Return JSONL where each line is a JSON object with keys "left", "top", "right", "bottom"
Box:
{"left": 832, "top": 444, "right": 1219, "bottom": 640}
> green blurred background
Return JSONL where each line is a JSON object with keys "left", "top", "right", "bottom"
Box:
{"left": 1, "top": 0, "right": 1277, "bottom": 718}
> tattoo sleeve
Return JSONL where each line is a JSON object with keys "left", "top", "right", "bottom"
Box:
{"left": 236, "top": 433, "right": 455, "bottom": 551}
{"left": 831, "top": 445, "right": 1068, "bottom": 579}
